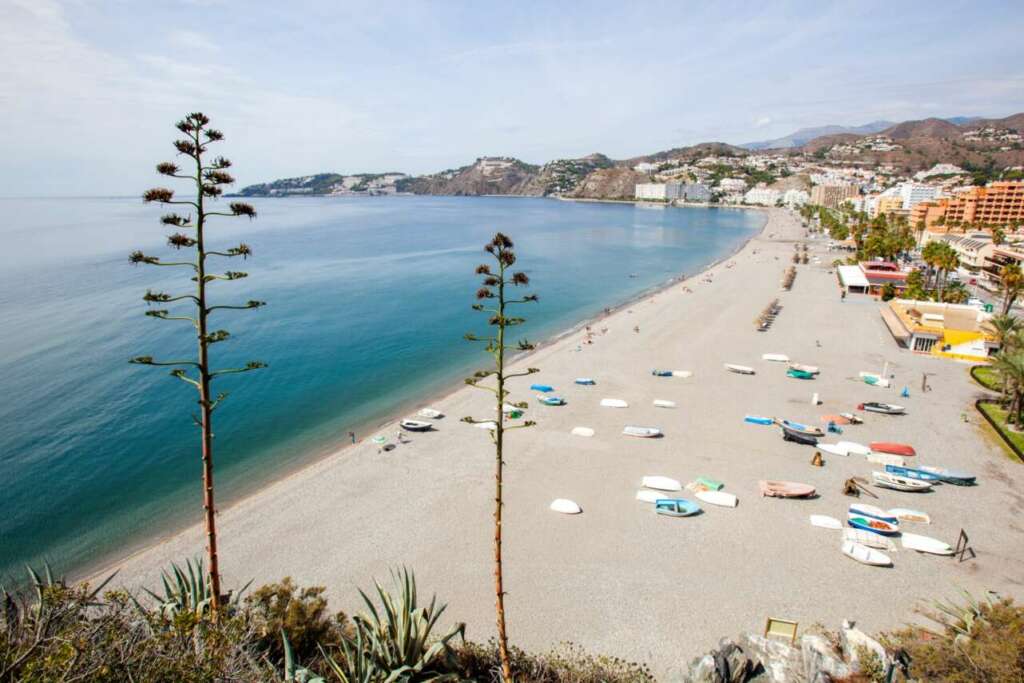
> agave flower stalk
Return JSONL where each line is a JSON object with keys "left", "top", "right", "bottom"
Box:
{"left": 130, "top": 112, "right": 266, "bottom": 616}
{"left": 462, "top": 232, "right": 538, "bottom": 682}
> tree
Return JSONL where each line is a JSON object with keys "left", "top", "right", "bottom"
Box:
{"left": 904, "top": 269, "right": 928, "bottom": 300}
{"left": 1000, "top": 263, "right": 1023, "bottom": 315}
{"left": 983, "top": 314, "right": 1023, "bottom": 356}
{"left": 462, "top": 233, "right": 539, "bottom": 682}
{"left": 993, "top": 226, "right": 1006, "bottom": 246}
{"left": 130, "top": 113, "right": 266, "bottom": 615}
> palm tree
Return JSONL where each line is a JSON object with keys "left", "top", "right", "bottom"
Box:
{"left": 983, "top": 314, "right": 1023, "bottom": 354}
{"left": 993, "top": 226, "right": 1006, "bottom": 246}
{"left": 1000, "top": 263, "right": 1023, "bottom": 315}
{"left": 991, "top": 350, "right": 1024, "bottom": 425}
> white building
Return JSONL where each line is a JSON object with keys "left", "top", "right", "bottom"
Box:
{"left": 897, "top": 182, "right": 940, "bottom": 210}
{"left": 783, "top": 189, "right": 810, "bottom": 207}
{"left": 743, "top": 187, "right": 782, "bottom": 206}
{"left": 680, "top": 183, "right": 711, "bottom": 202}
{"left": 634, "top": 183, "right": 683, "bottom": 201}
{"left": 633, "top": 162, "right": 658, "bottom": 174}
{"left": 718, "top": 178, "right": 747, "bottom": 193}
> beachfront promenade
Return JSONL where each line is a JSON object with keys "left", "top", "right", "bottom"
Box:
{"left": 100, "top": 209, "right": 1024, "bottom": 678}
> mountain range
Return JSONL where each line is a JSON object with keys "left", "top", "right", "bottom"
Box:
{"left": 234, "top": 113, "right": 1024, "bottom": 201}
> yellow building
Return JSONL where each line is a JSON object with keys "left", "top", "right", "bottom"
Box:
{"left": 882, "top": 299, "right": 998, "bottom": 361}
{"left": 874, "top": 195, "right": 905, "bottom": 217}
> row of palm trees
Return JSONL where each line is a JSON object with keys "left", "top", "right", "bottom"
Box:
{"left": 985, "top": 314, "right": 1024, "bottom": 427}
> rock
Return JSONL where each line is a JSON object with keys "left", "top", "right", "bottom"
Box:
{"left": 683, "top": 639, "right": 758, "bottom": 683}
{"left": 801, "top": 634, "right": 853, "bottom": 682}
{"left": 841, "top": 626, "right": 887, "bottom": 672}
{"left": 739, "top": 634, "right": 802, "bottom": 682}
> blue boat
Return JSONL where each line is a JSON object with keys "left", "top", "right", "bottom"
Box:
{"left": 574, "top": 377, "right": 596, "bottom": 385}
{"left": 654, "top": 499, "right": 701, "bottom": 517}
{"left": 530, "top": 384, "right": 554, "bottom": 392}
{"left": 847, "top": 516, "right": 900, "bottom": 536}
{"left": 537, "top": 395, "right": 566, "bottom": 406}
{"left": 744, "top": 415, "right": 774, "bottom": 425}
{"left": 921, "top": 467, "right": 976, "bottom": 486}
{"left": 651, "top": 370, "right": 673, "bottom": 377}
{"left": 848, "top": 504, "right": 899, "bottom": 525}
{"left": 885, "top": 465, "right": 942, "bottom": 482}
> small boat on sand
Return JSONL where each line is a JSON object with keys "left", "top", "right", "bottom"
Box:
{"left": 570, "top": 426, "right": 594, "bottom": 437}
{"left": 778, "top": 420, "right": 825, "bottom": 437}
{"left": 817, "top": 443, "right": 849, "bottom": 457}
{"left": 839, "top": 412, "right": 864, "bottom": 424}
{"left": 530, "top": 384, "right": 554, "bottom": 392}
{"left": 837, "top": 440, "right": 871, "bottom": 455}
{"left": 901, "top": 532, "right": 953, "bottom": 555}
{"left": 549, "top": 499, "right": 582, "bottom": 514}
{"left": 537, "top": 395, "right": 566, "bottom": 406}
{"left": 744, "top": 415, "right": 774, "bottom": 425}
{"left": 866, "top": 451, "right": 908, "bottom": 467}
{"left": 417, "top": 408, "right": 443, "bottom": 419}
{"left": 623, "top": 426, "right": 662, "bottom": 438}
{"left": 888, "top": 508, "right": 931, "bottom": 524}
{"left": 842, "top": 540, "right": 893, "bottom": 567}
{"left": 762, "top": 353, "right": 790, "bottom": 362}
{"left": 859, "top": 372, "right": 891, "bottom": 388}
{"left": 672, "top": 370, "right": 693, "bottom": 378}
{"left": 759, "top": 480, "right": 815, "bottom": 498}
{"left": 847, "top": 516, "right": 900, "bottom": 536}
{"left": 574, "top": 377, "right": 596, "bottom": 385}
{"left": 790, "top": 363, "right": 820, "bottom": 374}
{"left": 651, "top": 369, "right": 674, "bottom": 377}
{"left": 725, "top": 363, "right": 756, "bottom": 375}
{"left": 635, "top": 489, "right": 662, "bottom": 503}
{"left": 653, "top": 399, "right": 676, "bottom": 408}
{"left": 849, "top": 504, "right": 899, "bottom": 525}
{"left": 696, "top": 490, "right": 737, "bottom": 507}
{"left": 870, "top": 442, "right": 916, "bottom": 457}
{"left": 844, "top": 528, "right": 898, "bottom": 552}
{"left": 810, "top": 514, "right": 842, "bottom": 529}
{"left": 885, "top": 465, "right": 940, "bottom": 482}
{"left": 655, "top": 499, "right": 701, "bottom": 517}
{"left": 400, "top": 419, "right": 433, "bottom": 432}
{"left": 873, "top": 471, "right": 931, "bottom": 492}
{"left": 920, "top": 466, "right": 976, "bottom": 485}
{"left": 781, "top": 426, "right": 819, "bottom": 446}
{"left": 787, "top": 368, "right": 815, "bottom": 380}
{"left": 859, "top": 402, "right": 905, "bottom": 415}
{"left": 642, "top": 475, "right": 682, "bottom": 491}
{"left": 600, "top": 398, "right": 628, "bottom": 408}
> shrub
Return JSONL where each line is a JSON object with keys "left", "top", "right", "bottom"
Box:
{"left": 452, "top": 640, "right": 655, "bottom": 682}
{"left": 246, "top": 577, "right": 349, "bottom": 668}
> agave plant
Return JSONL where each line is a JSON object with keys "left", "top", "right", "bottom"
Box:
{"left": 922, "top": 589, "right": 998, "bottom": 648}
{"left": 353, "top": 568, "right": 464, "bottom": 681}
{"left": 319, "top": 629, "right": 380, "bottom": 683}
{"left": 140, "top": 557, "right": 250, "bottom": 619}
{"left": 282, "top": 629, "right": 327, "bottom": 683}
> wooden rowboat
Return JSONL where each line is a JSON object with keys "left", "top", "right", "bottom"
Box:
{"left": 654, "top": 499, "right": 701, "bottom": 517}
{"left": 870, "top": 442, "right": 916, "bottom": 457}
{"left": 778, "top": 419, "right": 825, "bottom": 437}
{"left": 600, "top": 398, "right": 628, "bottom": 408}
{"left": 642, "top": 476, "right": 682, "bottom": 491}
{"left": 787, "top": 368, "right": 816, "bottom": 380}
{"left": 843, "top": 528, "right": 898, "bottom": 551}
{"left": 417, "top": 408, "right": 443, "bottom": 419}
{"left": 901, "top": 532, "right": 953, "bottom": 555}
{"left": 920, "top": 466, "right": 976, "bottom": 485}
{"left": 400, "top": 419, "right": 433, "bottom": 432}
{"left": 759, "top": 480, "right": 815, "bottom": 498}
{"left": 820, "top": 414, "right": 851, "bottom": 425}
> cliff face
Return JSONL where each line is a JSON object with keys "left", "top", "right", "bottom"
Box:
{"left": 397, "top": 157, "right": 540, "bottom": 196}
{"left": 566, "top": 167, "right": 651, "bottom": 200}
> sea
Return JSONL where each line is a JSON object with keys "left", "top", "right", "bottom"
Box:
{"left": 0, "top": 195, "right": 764, "bottom": 580}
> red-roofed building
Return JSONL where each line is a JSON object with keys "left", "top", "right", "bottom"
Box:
{"left": 837, "top": 261, "right": 908, "bottom": 296}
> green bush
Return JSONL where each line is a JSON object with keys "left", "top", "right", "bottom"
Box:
{"left": 246, "top": 577, "right": 349, "bottom": 669}
{"left": 453, "top": 641, "right": 654, "bottom": 682}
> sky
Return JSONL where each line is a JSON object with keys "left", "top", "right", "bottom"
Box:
{"left": 2, "top": 0, "right": 1023, "bottom": 196}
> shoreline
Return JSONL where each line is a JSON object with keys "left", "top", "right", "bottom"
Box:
{"left": 78, "top": 205, "right": 771, "bottom": 584}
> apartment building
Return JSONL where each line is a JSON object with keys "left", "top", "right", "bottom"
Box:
{"left": 634, "top": 183, "right": 684, "bottom": 201}
{"left": 743, "top": 187, "right": 781, "bottom": 206}
{"left": 912, "top": 181, "right": 1024, "bottom": 230}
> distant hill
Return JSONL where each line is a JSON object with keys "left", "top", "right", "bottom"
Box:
{"left": 881, "top": 117, "right": 962, "bottom": 140}
{"left": 741, "top": 121, "right": 894, "bottom": 150}
{"left": 235, "top": 172, "right": 408, "bottom": 197}
{"left": 395, "top": 157, "right": 540, "bottom": 196}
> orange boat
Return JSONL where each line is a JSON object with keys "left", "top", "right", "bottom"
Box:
{"left": 759, "top": 480, "right": 816, "bottom": 498}
{"left": 869, "top": 442, "right": 916, "bottom": 457}
{"left": 820, "top": 414, "right": 851, "bottom": 425}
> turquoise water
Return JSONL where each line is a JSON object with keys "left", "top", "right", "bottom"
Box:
{"left": 0, "top": 196, "right": 763, "bottom": 579}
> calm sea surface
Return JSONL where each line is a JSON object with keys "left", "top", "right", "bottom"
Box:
{"left": 0, "top": 196, "right": 763, "bottom": 579}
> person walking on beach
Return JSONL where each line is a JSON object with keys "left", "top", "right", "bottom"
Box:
{"left": 841, "top": 289, "right": 846, "bottom": 302}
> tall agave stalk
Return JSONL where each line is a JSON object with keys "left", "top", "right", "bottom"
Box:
{"left": 462, "top": 232, "right": 538, "bottom": 682}
{"left": 130, "top": 112, "right": 266, "bottom": 615}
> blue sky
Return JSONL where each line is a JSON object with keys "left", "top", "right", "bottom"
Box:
{"left": 2, "top": 0, "right": 1023, "bottom": 195}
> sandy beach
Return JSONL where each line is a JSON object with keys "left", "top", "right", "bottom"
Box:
{"left": 97, "top": 207, "right": 1024, "bottom": 679}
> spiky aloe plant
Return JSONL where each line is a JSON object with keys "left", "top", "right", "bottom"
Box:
{"left": 138, "top": 557, "right": 251, "bottom": 619}
{"left": 130, "top": 112, "right": 266, "bottom": 616}
{"left": 462, "top": 232, "right": 538, "bottom": 682}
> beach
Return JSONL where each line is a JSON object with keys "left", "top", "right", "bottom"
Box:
{"left": 96, "top": 207, "right": 1024, "bottom": 679}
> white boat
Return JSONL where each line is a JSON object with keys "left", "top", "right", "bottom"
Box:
{"left": 672, "top": 370, "right": 693, "bottom": 378}
{"left": 762, "top": 353, "right": 790, "bottom": 362}
{"left": 789, "top": 363, "right": 820, "bottom": 374}
{"left": 817, "top": 444, "right": 849, "bottom": 457}
{"left": 600, "top": 398, "right": 628, "bottom": 408}
{"left": 570, "top": 426, "right": 594, "bottom": 438}
{"left": 549, "top": 498, "right": 582, "bottom": 515}
{"left": 873, "top": 471, "right": 931, "bottom": 492}
{"left": 623, "top": 426, "right": 662, "bottom": 438}
{"left": 842, "top": 540, "right": 893, "bottom": 567}
{"left": 866, "top": 451, "right": 909, "bottom": 467}
{"left": 859, "top": 371, "right": 891, "bottom": 388}
{"left": 641, "top": 476, "right": 682, "bottom": 491}
{"left": 695, "top": 490, "right": 738, "bottom": 508}
{"left": 635, "top": 489, "right": 663, "bottom": 503}
{"left": 400, "top": 419, "right": 433, "bottom": 432}
{"left": 724, "top": 364, "right": 756, "bottom": 375}
{"left": 849, "top": 504, "right": 899, "bottom": 524}
{"left": 843, "top": 528, "right": 898, "bottom": 552}
{"left": 837, "top": 441, "right": 871, "bottom": 456}
{"left": 417, "top": 408, "right": 443, "bottom": 419}
{"left": 653, "top": 399, "right": 676, "bottom": 408}
{"left": 475, "top": 421, "right": 497, "bottom": 430}
{"left": 888, "top": 508, "right": 930, "bottom": 524}
{"left": 901, "top": 532, "right": 953, "bottom": 555}
{"left": 501, "top": 404, "right": 523, "bottom": 414}
{"left": 810, "top": 514, "right": 842, "bottom": 529}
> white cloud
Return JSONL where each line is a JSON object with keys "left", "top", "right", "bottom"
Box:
{"left": 754, "top": 116, "right": 773, "bottom": 129}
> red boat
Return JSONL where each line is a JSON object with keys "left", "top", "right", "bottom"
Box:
{"left": 869, "top": 442, "right": 916, "bottom": 457}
